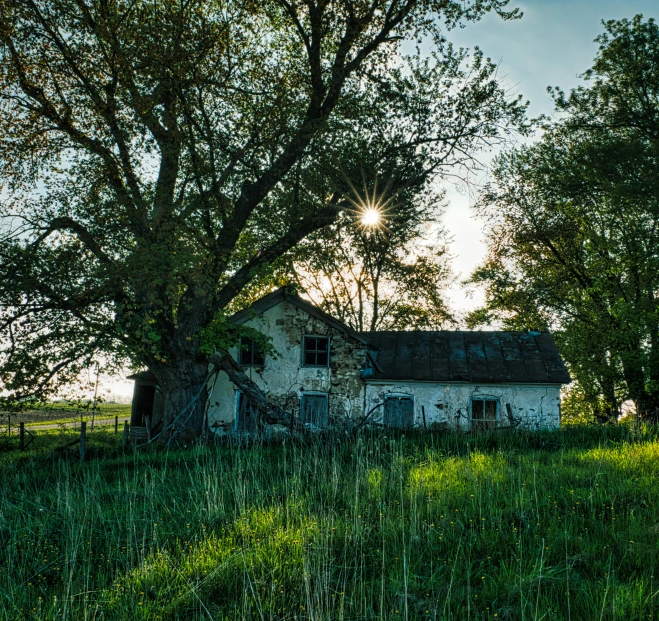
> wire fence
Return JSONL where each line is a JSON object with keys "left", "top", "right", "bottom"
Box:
{"left": 0, "top": 414, "right": 130, "bottom": 458}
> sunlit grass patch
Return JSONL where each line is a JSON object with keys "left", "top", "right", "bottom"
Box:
{"left": 1, "top": 427, "right": 658, "bottom": 619}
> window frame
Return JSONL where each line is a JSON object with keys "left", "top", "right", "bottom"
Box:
{"left": 383, "top": 393, "right": 415, "bottom": 429}
{"left": 239, "top": 336, "right": 265, "bottom": 367}
{"left": 234, "top": 390, "right": 259, "bottom": 433}
{"left": 298, "top": 391, "right": 329, "bottom": 427}
{"left": 302, "top": 335, "right": 330, "bottom": 368}
{"left": 470, "top": 396, "right": 500, "bottom": 430}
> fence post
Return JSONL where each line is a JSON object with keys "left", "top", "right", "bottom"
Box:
{"left": 421, "top": 405, "right": 427, "bottom": 430}
{"left": 80, "top": 422, "right": 86, "bottom": 461}
{"left": 123, "top": 421, "right": 129, "bottom": 448}
{"left": 19, "top": 422, "right": 25, "bottom": 450}
{"left": 115, "top": 415, "right": 119, "bottom": 434}
{"left": 7, "top": 414, "right": 10, "bottom": 437}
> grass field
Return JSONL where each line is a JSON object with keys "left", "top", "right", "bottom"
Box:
{"left": 0, "top": 402, "right": 131, "bottom": 427}
{"left": 1, "top": 426, "right": 658, "bottom": 620}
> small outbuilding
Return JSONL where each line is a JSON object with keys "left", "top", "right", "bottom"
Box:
{"left": 126, "top": 370, "right": 164, "bottom": 441}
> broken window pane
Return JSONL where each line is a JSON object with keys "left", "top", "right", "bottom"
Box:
{"left": 471, "top": 398, "right": 498, "bottom": 430}
{"left": 303, "top": 336, "right": 329, "bottom": 366}
{"left": 239, "top": 337, "right": 265, "bottom": 367}
{"left": 235, "top": 391, "right": 258, "bottom": 433}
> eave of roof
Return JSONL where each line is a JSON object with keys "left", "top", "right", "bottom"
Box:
{"left": 127, "top": 370, "right": 157, "bottom": 383}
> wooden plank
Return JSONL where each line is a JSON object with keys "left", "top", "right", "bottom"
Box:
{"left": 80, "top": 422, "right": 86, "bottom": 461}
{"left": 430, "top": 333, "right": 450, "bottom": 381}
{"left": 411, "top": 332, "right": 431, "bottom": 381}
{"left": 481, "top": 332, "right": 510, "bottom": 381}
{"left": 499, "top": 333, "right": 530, "bottom": 382}
{"left": 393, "top": 332, "right": 413, "bottom": 380}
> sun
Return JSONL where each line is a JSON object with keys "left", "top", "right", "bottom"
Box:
{"left": 341, "top": 173, "right": 394, "bottom": 234}
{"left": 361, "top": 208, "right": 381, "bottom": 227}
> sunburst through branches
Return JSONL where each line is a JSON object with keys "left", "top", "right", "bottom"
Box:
{"left": 342, "top": 175, "right": 395, "bottom": 235}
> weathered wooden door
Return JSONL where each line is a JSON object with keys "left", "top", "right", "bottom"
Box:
{"left": 235, "top": 391, "right": 258, "bottom": 433}
{"left": 299, "top": 394, "right": 329, "bottom": 427}
{"left": 471, "top": 398, "right": 498, "bottom": 430}
{"left": 383, "top": 396, "right": 414, "bottom": 428}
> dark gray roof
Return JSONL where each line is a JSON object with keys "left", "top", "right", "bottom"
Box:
{"left": 359, "top": 331, "right": 571, "bottom": 384}
{"left": 229, "top": 287, "right": 372, "bottom": 346}
{"left": 127, "top": 370, "right": 157, "bottom": 384}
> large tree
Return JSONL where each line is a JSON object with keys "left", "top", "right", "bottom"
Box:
{"left": 467, "top": 16, "right": 659, "bottom": 422}
{"left": 0, "top": 0, "right": 527, "bottom": 436}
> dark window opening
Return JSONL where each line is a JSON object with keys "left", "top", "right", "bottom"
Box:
{"left": 239, "top": 337, "right": 265, "bottom": 367}
{"left": 235, "top": 391, "right": 258, "bottom": 433}
{"left": 384, "top": 396, "right": 414, "bottom": 428}
{"left": 303, "top": 336, "right": 329, "bottom": 367}
{"left": 471, "top": 398, "right": 498, "bottom": 430}
{"left": 299, "top": 393, "right": 329, "bottom": 427}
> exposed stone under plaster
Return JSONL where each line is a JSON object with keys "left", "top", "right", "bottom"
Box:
{"left": 208, "top": 300, "right": 368, "bottom": 430}
{"left": 207, "top": 299, "right": 562, "bottom": 433}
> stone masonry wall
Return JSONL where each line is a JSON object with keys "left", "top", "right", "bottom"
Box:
{"left": 208, "top": 301, "right": 368, "bottom": 430}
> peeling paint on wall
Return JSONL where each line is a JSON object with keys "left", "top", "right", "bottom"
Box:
{"left": 208, "top": 301, "right": 368, "bottom": 429}
{"left": 207, "top": 300, "right": 562, "bottom": 432}
{"left": 363, "top": 382, "right": 561, "bottom": 431}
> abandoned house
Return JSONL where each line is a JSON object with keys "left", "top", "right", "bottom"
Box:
{"left": 128, "top": 287, "right": 571, "bottom": 438}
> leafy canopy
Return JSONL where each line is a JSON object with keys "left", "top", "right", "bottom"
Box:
{"left": 468, "top": 15, "right": 659, "bottom": 422}
{"left": 0, "top": 0, "right": 526, "bottom": 415}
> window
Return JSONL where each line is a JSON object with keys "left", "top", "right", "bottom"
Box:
{"left": 299, "top": 393, "right": 329, "bottom": 427}
{"left": 239, "top": 337, "right": 265, "bottom": 367}
{"left": 303, "top": 336, "right": 329, "bottom": 367}
{"left": 471, "top": 398, "right": 498, "bottom": 430}
{"left": 383, "top": 395, "right": 414, "bottom": 429}
{"left": 235, "top": 391, "right": 258, "bottom": 433}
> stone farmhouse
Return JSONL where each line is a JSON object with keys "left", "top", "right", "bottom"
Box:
{"left": 129, "top": 287, "right": 571, "bottom": 437}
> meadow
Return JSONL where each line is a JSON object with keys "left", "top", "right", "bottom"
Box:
{"left": 0, "top": 402, "right": 131, "bottom": 427}
{"left": 1, "top": 427, "right": 658, "bottom": 620}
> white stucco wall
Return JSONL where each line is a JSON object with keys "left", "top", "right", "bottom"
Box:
{"left": 364, "top": 382, "right": 562, "bottom": 430}
{"left": 207, "top": 300, "right": 563, "bottom": 432}
{"left": 207, "top": 301, "right": 368, "bottom": 430}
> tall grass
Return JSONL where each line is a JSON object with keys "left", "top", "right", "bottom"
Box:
{"left": 1, "top": 427, "right": 658, "bottom": 620}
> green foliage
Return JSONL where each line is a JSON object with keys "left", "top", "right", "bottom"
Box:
{"left": 289, "top": 211, "right": 456, "bottom": 331}
{"left": 1, "top": 429, "right": 658, "bottom": 619}
{"left": 468, "top": 15, "right": 659, "bottom": 423}
{"left": 0, "top": 0, "right": 528, "bottom": 421}
{"left": 198, "top": 312, "right": 275, "bottom": 359}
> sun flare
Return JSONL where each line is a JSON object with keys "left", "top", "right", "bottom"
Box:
{"left": 341, "top": 173, "right": 395, "bottom": 235}
{"left": 361, "top": 208, "right": 381, "bottom": 227}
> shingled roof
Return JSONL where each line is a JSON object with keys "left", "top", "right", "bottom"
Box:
{"left": 360, "top": 331, "right": 571, "bottom": 384}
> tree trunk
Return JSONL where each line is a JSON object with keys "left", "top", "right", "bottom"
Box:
{"left": 154, "top": 357, "right": 210, "bottom": 440}
{"left": 146, "top": 348, "right": 297, "bottom": 443}
{"left": 645, "top": 319, "right": 659, "bottom": 422}
{"left": 211, "top": 351, "right": 295, "bottom": 427}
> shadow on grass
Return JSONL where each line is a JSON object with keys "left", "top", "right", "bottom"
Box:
{"left": 1, "top": 426, "right": 658, "bottom": 620}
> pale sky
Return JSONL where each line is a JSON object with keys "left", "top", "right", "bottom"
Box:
{"left": 107, "top": 0, "right": 658, "bottom": 399}
{"left": 441, "top": 0, "right": 657, "bottom": 313}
